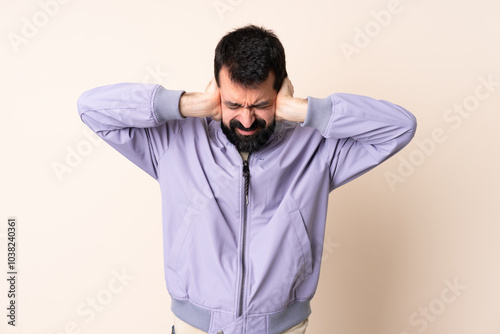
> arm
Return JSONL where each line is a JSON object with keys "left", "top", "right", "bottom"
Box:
{"left": 77, "top": 80, "right": 220, "bottom": 179}
{"left": 276, "top": 78, "right": 417, "bottom": 190}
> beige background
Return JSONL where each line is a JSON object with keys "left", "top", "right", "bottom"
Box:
{"left": 1, "top": 0, "right": 499, "bottom": 333}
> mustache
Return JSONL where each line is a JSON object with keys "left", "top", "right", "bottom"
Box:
{"left": 229, "top": 118, "right": 267, "bottom": 132}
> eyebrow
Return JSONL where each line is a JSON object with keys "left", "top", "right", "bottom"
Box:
{"left": 223, "top": 100, "right": 273, "bottom": 109}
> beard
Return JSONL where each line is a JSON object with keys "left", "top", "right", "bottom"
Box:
{"left": 221, "top": 117, "right": 276, "bottom": 153}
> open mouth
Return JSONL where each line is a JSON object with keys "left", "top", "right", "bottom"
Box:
{"left": 237, "top": 128, "right": 258, "bottom": 136}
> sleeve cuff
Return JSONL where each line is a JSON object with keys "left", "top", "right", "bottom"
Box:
{"left": 301, "top": 96, "right": 333, "bottom": 135}
{"left": 153, "top": 85, "right": 186, "bottom": 124}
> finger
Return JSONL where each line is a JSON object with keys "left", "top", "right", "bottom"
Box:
{"left": 206, "top": 77, "right": 216, "bottom": 91}
{"left": 285, "top": 78, "right": 294, "bottom": 97}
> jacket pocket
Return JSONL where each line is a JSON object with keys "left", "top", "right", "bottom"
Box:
{"left": 246, "top": 205, "right": 314, "bottom": 312}
{"left": 288, "top": 209, "right": 313, "bottom": 280}
{"left": 167, "top": 203, "right": 197, "bottom": 272}
{"left": 165, "top": 201, "right": 239, "bottom": 308}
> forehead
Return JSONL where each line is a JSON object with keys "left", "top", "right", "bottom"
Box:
{"left": 219, "top": 67, "right": 276, "bottom": 104}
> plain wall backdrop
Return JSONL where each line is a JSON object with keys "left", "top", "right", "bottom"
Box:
{"left": 1, "top": 0, "right": 499, "bottom": 333}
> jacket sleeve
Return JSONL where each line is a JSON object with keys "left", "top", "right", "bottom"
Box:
{"left": 77, "top": 83, "right": 185, "bottom": 179}
{"left": 302, "top": 93, "right": 417, "bottom": 191}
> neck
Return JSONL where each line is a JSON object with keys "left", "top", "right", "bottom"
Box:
{"left": 239, "top": 151, "right": 249, "bottom": 161}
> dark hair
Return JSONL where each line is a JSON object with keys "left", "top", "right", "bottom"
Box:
{"left": 214, "top": 25, "right": 287, "bottom": 91}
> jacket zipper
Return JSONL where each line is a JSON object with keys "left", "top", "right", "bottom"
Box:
{"left": 238, "top": 156, "right": 250, "bottom": 317}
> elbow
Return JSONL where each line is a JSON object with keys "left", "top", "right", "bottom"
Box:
{"left": 397, "top": 106, "right": 418, "bottom": 144}
{"left": 378, "top": 112, "right": 418, "bottom": 162}
{"left": 393, "top": 112, "right": 417, "bottom": 156}
{"left": 76, "top": 91, "right": 90, "bottom": 119}
{"left": 76, "top": 89, "right": 98, "bottom": 125}
{"left": 407, "top": 112, "right": 418, "bottom": 140}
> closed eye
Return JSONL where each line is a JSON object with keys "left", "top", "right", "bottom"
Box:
{"left": 224, "top": 101, "right": 272, "bottom": 110}
{"left": 224, "top": 102, "right": 241, "bottom": 110}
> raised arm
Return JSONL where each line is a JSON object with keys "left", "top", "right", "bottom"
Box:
{"left": 77, "top": 83, "right": 184, "bottom": 179}
{"left": 77, "top": 79, "right": 221, "bottom": 179}
{"left": 276, "top": 78, "right": 417, "bottom": 190}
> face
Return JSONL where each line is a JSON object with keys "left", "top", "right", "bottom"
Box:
{"left": 218, "top": 67, "right": 277, "bottom": 153}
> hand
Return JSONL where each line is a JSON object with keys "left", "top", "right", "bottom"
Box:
{"left": 179, "top": 78, "right": 221, "bottom": 120}
{"left": 275, "top": 77, "right": 307, "bottom": 123}
{"left": 204, "top": 77, "right": 222, "bottom": 121}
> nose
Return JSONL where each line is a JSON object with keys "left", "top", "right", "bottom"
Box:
{"left": 238, "top": 108, "right": 255, "bottom": 129}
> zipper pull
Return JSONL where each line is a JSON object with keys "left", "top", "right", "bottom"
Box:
{"left": 242, "top": 160, "right": 249, "bottom": 175}
{"left": 242, "top": 160, "right": 249, "bottom": 206}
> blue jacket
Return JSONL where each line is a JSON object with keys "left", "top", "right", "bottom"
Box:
{"left": 78, "top": 83, "right": 416, "bottom": 334}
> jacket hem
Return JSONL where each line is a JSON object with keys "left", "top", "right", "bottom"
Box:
{"left": 171, "top": 297, "right": 311, "bottom": 334}
{"left": 171, "top": 297, "right": 212, "bottom": 332}
{"left": 268, "top": 299, "right": 311, "bottom": 334}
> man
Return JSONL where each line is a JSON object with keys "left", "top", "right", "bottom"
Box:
{"left": 78, "top": 25, "right": 416, "bottom": 334}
